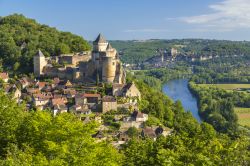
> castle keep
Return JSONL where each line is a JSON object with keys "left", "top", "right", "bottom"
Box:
{"left": 33, "top": 34, "right": 126, "bottom": 84}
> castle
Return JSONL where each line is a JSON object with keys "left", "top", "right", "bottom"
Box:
{"left": 34, "top": 34, "right": 126, "bottom": 84}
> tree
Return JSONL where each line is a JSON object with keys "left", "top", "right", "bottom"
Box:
{"left": 127, "top": 127, "right": 138, "bottom": 138}
{"left": 0, "top": 91, "right": 26, "bottom": 156}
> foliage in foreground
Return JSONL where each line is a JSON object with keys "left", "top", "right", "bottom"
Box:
{"left": 0, "top": 91, "right": 122, "bottom": 165}
{"left": 0, "top": 83, "right": 249, "bottom": 165}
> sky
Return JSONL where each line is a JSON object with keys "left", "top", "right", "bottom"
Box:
{"left": 1, "top": 0, "right": 250, "bottom": 41}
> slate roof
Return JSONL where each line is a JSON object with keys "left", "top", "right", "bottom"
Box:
{"left": 36, "top": 49, "right": 45, "bottom": 57}
{"left": 106, "top": 43, "right": 113, "bottom": 50}
{"left": 94, "top": 33, "right": 107, "bottom": 43}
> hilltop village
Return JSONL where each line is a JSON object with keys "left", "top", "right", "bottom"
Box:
{"left": 0, "top": 34, "right": 171, "bottom": 146}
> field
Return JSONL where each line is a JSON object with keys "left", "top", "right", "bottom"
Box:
{"left": 198, "top": 84, "right": 250, "bottom": 90}
{"left": 234, "top": 107, "right": 250, "bottom": 127}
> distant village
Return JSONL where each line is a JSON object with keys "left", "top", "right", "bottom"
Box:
{"left": 124, "top": 46, "right": 245, "bottom": 70}
{"left": 0, "top": 34, "right": 172, "bottom": 147}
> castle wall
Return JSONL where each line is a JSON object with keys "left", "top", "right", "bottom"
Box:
{"left": 34, "top": 35, "right": 125, "bottom": 84}
{"left": 94, "top": 42, "right": 108, "bottom": 52}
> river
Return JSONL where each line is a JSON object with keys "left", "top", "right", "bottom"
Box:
{"left": 162, "top": 79, "right": 201, "bottom": 122}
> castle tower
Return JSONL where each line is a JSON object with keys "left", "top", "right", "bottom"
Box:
{"left": 102, "top": 56, "right": 116, "bottom": 83}
{"left": 33, "top": 50, "right": 47, "bottom": 77}
{"left": 92, "top": 34, "right": 109, "bottom": 72}
{"left": 106, "top": 43, "right": 117, "bottom": 58}
{"left": 93, "top": 33, "right": 108, "bottom": 52}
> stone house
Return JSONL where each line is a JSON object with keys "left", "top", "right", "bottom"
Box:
{"left": 123, "top": 82, "right": 141, "bottom": 100}
{"left": 131, "top": 110, "right": 148, "bottom": 122}
{"left": 51, "top": 97, "right": 67, "bottom": 107}
{"left": 141, "top": 127, "right": 157, "bottom": 141}
{"left": 75, "top": 94, "right": 87, "bottom": 105}
{"left": 102, "top": 96, "right": 117, "bottom": 113}
{"left": 18, "top": 77, "right": 32, "bottom": 89}
{"left": 112, "top": 82, "right": 141, "bottom": 100}
{"left": 83, "top": 93, "right": 101, "bottom": 104}
{"left": 53, "top": 104, "right": 68, "bottom": 116}
{"left": 63, "top": 88, "right": 76, "bottom": 98}
{"left": 36, "top": 81, "right": 47, "bottom": 90}
{"left": 69, "top": 104, "right": 91, "bottom": 115}
{"left": 5, "top": 84, "right": 21, "bottom": 101}
{"left": 32, "top": 93, "right": 52, "bottom": 107}
{"left": 26, "top": 88, "right": 40, "bottom": 95}
{"left": 112, "top": 84, "right": 125, "bottom": 96}
{"left": 155, "top": 126, "right": 172, "bottom": 137}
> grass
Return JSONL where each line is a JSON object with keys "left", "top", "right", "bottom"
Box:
{"left": 198, "top": 84, "right": 250, "bottom": 90}
{"left": 198, "top": 84, "right": 250, "bottom": 93}
{"left": 234, "top": 107, "right": 250, "bottom": 127}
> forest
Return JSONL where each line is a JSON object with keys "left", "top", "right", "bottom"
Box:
{"left": 0, "top": 14, "right": 90, "bottom": 74}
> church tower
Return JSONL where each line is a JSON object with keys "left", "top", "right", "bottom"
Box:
{"left": 33, "top": 50, "right": 47, "bottom": 77}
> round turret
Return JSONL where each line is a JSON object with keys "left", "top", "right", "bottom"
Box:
{"left": 102, "top": 56, "right": 116, "bottom": 83}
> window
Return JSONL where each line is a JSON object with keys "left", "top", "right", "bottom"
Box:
{"left": 112, "top": 62, "right": 115, "bottom": 66}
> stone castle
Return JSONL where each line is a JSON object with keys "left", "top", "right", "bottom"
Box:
{"left": 34, "top": 34, "right": 126, "bottom": 84}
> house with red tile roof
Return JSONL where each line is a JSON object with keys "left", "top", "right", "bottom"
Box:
{"left": 0, "top": 72, "right": 9, "bottom": 82}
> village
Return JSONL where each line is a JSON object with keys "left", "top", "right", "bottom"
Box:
{"left": 0, "top": 34, "right": 172, "bottom": 147}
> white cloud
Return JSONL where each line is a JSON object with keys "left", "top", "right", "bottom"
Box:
{"left": 180, "top": 0, "right": 250, "bottom": 31}
{"left": 123, "top": 28, "right": 169, "bottom": 33}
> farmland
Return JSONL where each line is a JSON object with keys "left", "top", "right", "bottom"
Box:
{"left": 198, "top": 84, "right": 250, "bottom": 91}
{"left": 234, "top": 107, "right": 250, "bottom": 127}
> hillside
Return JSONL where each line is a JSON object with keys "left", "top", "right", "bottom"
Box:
{"left": 110, "top": 39, "right": 250, "bottom": 64}
{"left": 0, "top": 14, "right": 91, "bottom": 73}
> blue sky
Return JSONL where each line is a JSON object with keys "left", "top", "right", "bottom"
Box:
{"left": 1, "top": 0, "right": 250, "bottom": 40}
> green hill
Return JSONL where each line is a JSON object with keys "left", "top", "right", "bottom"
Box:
{"left": 110, "top": 39, "right": 250, "bottom": 64}
{"left": 0, "top": 14, "right": 91, "bottom": 73}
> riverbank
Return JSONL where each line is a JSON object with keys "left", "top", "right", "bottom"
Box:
{"left": 162, "top": 79, "right": 201, "bottom": 122}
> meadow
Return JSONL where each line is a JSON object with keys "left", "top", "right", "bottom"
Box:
{"left": 234, "top": 107, "right": 250, "bottom": 127}
{"left": 198, "top": 84, "right": 250, "bottom": 90}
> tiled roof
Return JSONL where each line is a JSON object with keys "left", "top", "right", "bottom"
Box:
{"left": 0, "top": 72, "right": 8, "bottom": 79}
{"left": 33, "top": 93, "right": 51, "bottom": 100}
{"left": 83, "top": 93, "right": 101, "bottom": 98}
{"left": 37, "top": 82, "right": 47, "bottom": 88}
{"left": 102, "top": 96, "right": 116, "bottom": 102}
{"left": 52, "top": 98, "right": 67, "bottom": 106}
{"left": 106, "top": 43, "right": 113, "bottom": 50}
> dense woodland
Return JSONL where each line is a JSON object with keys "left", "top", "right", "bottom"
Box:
{"left": 189, "top": 82, "right": 250, "bottom": 136}
{"left": 0, "top": 14, "right": 90, "bottom": 74}
{"left": 191, "top": 56, "right": 250, "bottom": 83}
